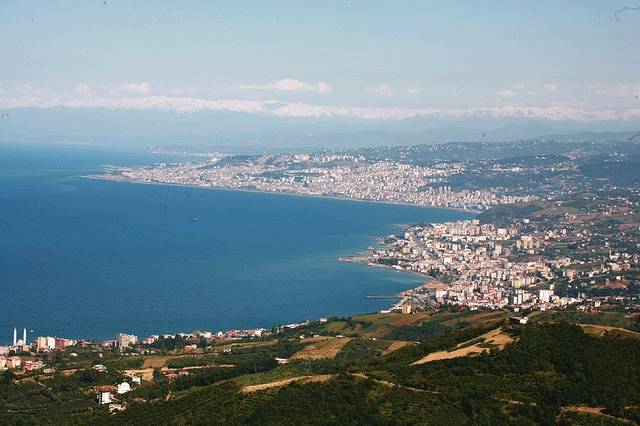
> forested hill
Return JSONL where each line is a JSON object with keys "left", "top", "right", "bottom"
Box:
{"left": 3, "top": 310, "right": 640, "bottom": 425}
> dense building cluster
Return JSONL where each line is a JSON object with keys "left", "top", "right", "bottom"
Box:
{"left": 367, "top": 195, "right": 640, "bottom": 313}
{"left": 101, "top": 153, "right": 534, "bottom": 211}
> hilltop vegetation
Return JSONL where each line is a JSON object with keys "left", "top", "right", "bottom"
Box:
{"left": 2, "top": 309, "right": 640, "bottom": 425}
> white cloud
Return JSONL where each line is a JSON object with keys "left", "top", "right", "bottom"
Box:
{"left": 368, "top": 84, "right": 393, "bottom": 97}
{"left": 0, "top": 95, "right": 266, "bottom": 114}
{"left": 496, "top": 89, "right": 517, "bottom": 99}
{"left": 75, "top": 83, "right": 91, "bottom": 95}
{"left": 496, "top": 83, "right": 526, "bottom": 99}
{"left": 585, "top": 84, "right": 609, "bottom": 95}
{"left": 269, "top": 102, "right": 640, "bottom": 122}
{"left": 1, "top": 90, "right": 640, "bottom": 122}
{"left": 586, "top": 83, "right": 640, "bottom": 97}
{"left": 235, "top": 78, "right": 331, "bottom": 94}
{"left": 405, "top": 87, "right": 423, "bottom": 94}
{"left": 116, "top": 82, "right": 152, "bottom": 95}
{"left": 614, "top": 84, "right": 640, "bottom": 96}
{"left": 316, "top": 82, "right": 331, "bottom": 94}
{"left": 544, "top": 83, "right": 559, "bottom": 92}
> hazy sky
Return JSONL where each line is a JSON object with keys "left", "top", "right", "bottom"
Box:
{"left": 1, "top": 1, "right": 639, "bottom": 121}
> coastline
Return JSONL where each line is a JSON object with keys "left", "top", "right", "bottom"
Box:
{"left": 338, "top": 255, "right": 431, "bottom": 280}
{"left": 70, "top": 172, "right": 466, "bottom": 337}
{"left": 82, "top": 174, "right": 483, "bottom": 215}
{"left": 84, "top": 173, "right": 467, "bottom": 314}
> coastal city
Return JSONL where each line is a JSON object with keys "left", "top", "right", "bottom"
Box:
{"left": 95, "top": 139, "right": 639, "bottom": 213}
{"left": 4, "top": 1, "right": 640, "bottom": 422}
{"left": 3, "top": 139, "right": 640, "bottom": 422}
{"left": 4, "top": 156, "right": 639, "bottom": 418}
{"left": 97, "top": 151, "right": 536, "bottom": 211}
{"left": 367, "top": 204, "right": 639, "bottom": 315}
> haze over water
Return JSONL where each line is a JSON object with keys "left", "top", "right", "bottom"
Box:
{"left": 0, "top": 144, "right": 472, "bottom": 344}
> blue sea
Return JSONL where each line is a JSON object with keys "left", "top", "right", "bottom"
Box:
{"left": 0, "top": 143, "right": 473, "bottom": 343}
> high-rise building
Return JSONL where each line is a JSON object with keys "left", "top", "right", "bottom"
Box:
{"left": 116, "top": 333, "right": 137, "bottom": 348}
{"left": 538, "top": 289, "right": 554, "bottom": 303}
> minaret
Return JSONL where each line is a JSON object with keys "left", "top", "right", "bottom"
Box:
{"left": 13, "top": 327, "right": 17, "bottom": 346}
{"left": 23, "top": 328, "right": 27, "bottom": 345}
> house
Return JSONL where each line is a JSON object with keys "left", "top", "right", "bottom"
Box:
{"left": 275, "top": 357, "right": 289, "bottom": 365}
{"left": 96, "top": 387, "right": 112, "bottom": 405}
{"left": 22, "top": 360, "right": 45, "bottom": 372}
{"left": 5, "top": 356, "right": 21, "bottom": 369}
{"left": 116, "top": 382, "right": 131, "bottom": 394}
{"left": 509, "top": 316, "right": 528, "bottom": 325}
{"left": 108, "top": 403, "right": 125, "bottom": 413}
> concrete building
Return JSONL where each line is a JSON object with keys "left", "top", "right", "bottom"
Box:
{"left": 97, "top": 388, "right": 112, "bottom": 405}
{"left": 36, "top": 336, "right": 56, "bottom": 352}
{"left": 5, "top": 356, "right": 21, "bottom": 369}
{"left": 116, "top": 333, "right": 137, "bottom": 349}
{"left": 538, "top": 289, "right": 554, "bottom": 303}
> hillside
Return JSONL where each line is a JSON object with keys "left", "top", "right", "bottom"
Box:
{"left": 2, "top": 309, "right": 640, "bottom": 425}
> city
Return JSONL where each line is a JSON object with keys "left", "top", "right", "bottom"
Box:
{"left": 3, "top": 1, "right": 640, "bottom": 423}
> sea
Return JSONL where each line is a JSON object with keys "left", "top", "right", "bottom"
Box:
{"left": 0, "top": 143, "right": 473, "bottom": 344}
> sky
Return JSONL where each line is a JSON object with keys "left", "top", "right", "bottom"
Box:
{"left": 1, "top": 1, "right": 640, "bottom": 122}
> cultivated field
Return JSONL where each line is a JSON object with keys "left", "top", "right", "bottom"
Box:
{"left": 291, "top": 337, "right": 352, "bottom": 360}
{"left": 141, "top": 357, "right": 169, "bottom": 369}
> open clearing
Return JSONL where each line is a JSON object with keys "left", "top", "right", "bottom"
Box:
{"left": 215, "top": 339, "right": 278, "bottom": 353}
{"left": 241, "top": 374, "right": 336, "bottom": 393}
{"left": 440, "top": 310, "right": 510, "bottom": 327}
{"left": 411, "top": 327, "right": 513, "bottom": 365}
{"left": 241, "top": 372, "right": 425, "bottom": 394}
{"left": 579, "top": 324, "right": 640, "bottom": 339}
{"left": 392, "top": 312, "right": 432, "bottom": 327}
{"left": 123, "top": 368, "right": 155, "bottom": 381}
{"left": 558, "top": 406, "right": 635, "bottom": 424}
{"left": 291, "top": 337, "right": 352, "bottom": 360}
{"left": 382, "top": 340, "right": 414, "bottom": 356}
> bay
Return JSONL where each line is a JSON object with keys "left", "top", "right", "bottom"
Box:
{"left": 0, "top": 143, "right": 473, "bottom": 343}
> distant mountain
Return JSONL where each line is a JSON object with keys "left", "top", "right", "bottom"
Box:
{"left": 0, "top": 107, "right": 638, "bottom": 152}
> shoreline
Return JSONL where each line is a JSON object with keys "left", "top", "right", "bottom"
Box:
{"left": 339, "top": 256, "right": 431, "bottom": 280}
{"left": 82, "top": 174, "right": 483, "bottom": 215}
{"left": 65, "top": 172, "right": 463, "bottom": 339}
